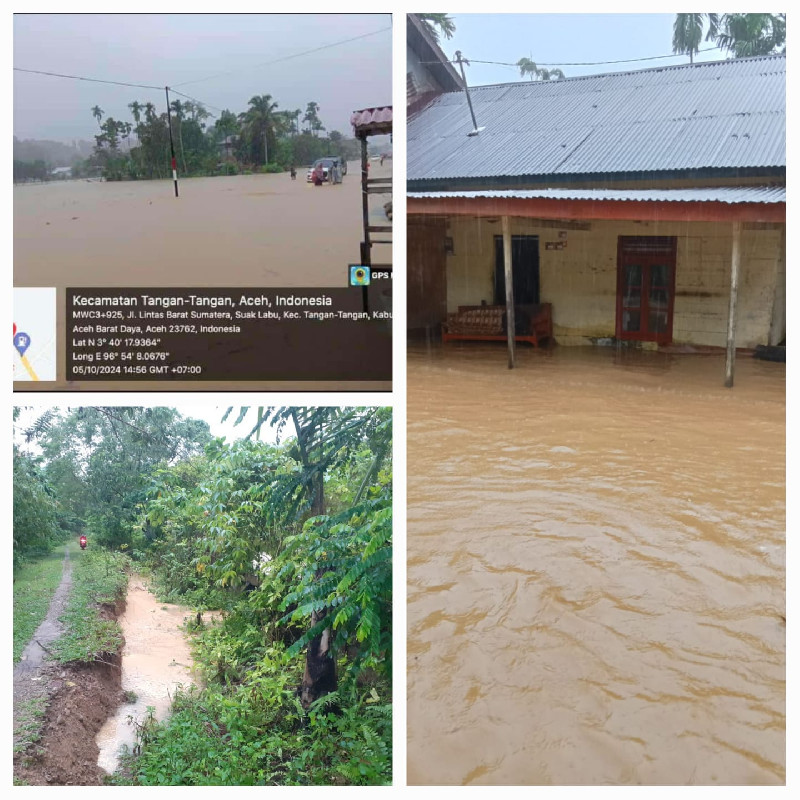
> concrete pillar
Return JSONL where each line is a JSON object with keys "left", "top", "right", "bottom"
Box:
{"left": 724, "top": 221, "right": 742, "bottom": 388}
{"left": 502, "top": 215, "right": 516, "bottom": 369}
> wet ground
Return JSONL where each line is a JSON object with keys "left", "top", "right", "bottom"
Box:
{"left": 96, "top": 576, "right": 201, "bottom": 774}
{"left": 407, "top": 343, "right": 785, "bottom": 785}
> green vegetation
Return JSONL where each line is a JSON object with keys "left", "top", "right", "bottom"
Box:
{"left": 13, "top": 418, "right": 67, "bottom": 569}
{"left": 83, "top": 93, "right": 361, "bottom": 182}
{"left": 13, "top": 545, "right": 68, "bottom": 661}
{"left": 14, "top": 697, "right": 48, "bottom": 754}
{"left": 672, "top": 13, "right": 786, "bottom": 63}
{"left": 14, "top": 406, "right": 392, "bottom": 785}
{"left": 51, "top": 550, "right": 130, "bottom": 664}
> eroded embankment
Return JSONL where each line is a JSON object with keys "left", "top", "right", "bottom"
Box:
{"left": 14, "top": 596, "right": 127, "bottom": 786}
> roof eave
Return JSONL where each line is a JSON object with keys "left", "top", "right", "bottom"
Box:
{"left": 407, "top": 194, "right": 786, "bottom": 224}
{"left": 407, "top": 166, "right": 786, "bottom": 192}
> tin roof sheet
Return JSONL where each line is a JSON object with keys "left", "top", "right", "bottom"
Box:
{"left": 407, "top": 186, "right": 786, "bottom": 204}
{"left": 408, "top": 55, "right": 785, "bottom": 183}
{"left": 351, "top": 106, "right": 393, "bottom": 134}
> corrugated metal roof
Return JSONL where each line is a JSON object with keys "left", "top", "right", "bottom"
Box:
{"left": 408, "top": 55, "right": 785, "bottom": 183}
{"left": 351, "top": 106, "right": 393, "bottom": 135}
{"left": 408, "top": 186, "right": 786, "bottom": 204}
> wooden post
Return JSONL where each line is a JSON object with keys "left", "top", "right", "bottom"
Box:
{"left": 502, "top": 215, "right": 516, "bottom": 369}
{"left": 360, "top": 134, "right": 370, "bottom": 266}
{"left": 724, "top": 221, "right": 742, "bottom": 387}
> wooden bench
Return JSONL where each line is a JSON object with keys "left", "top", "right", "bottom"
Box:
{"left": 442, "top": 303, "right": 553, "bottom": 347}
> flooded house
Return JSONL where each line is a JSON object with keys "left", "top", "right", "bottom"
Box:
{"left": 407, "top": 54, "right": 786, "bottom": 384}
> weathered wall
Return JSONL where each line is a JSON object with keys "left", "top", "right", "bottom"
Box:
{"left": 408, "top": 217, "right": 448, "bottom": 331}
{"left": 441, "top": 215, "right": 784, "bottom": 348}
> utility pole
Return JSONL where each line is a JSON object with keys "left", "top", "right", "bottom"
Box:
{"left": 454, "top": 51, "right": 481, "bottom": 135}
{"left": 165, "top": 86, "right": 179, "bottom": 197}
{"left": 263, "top": 130, "right": 269, "bottom": 166}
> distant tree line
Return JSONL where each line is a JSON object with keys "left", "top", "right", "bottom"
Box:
{"left": 83, "top": 95, "right": 363, "bottom": 182}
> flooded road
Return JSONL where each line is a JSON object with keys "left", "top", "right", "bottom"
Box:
{"left": 14, "top": 163, "right": 391, "bottom": 288}
{"left": 96, "top": 576, "right": 199, "bottom": 774}
{"left": 407, "top": 344, "right": 785, "bottom": 785}
{"left": 13, "top": 163, "right": 392, "bottom": 392}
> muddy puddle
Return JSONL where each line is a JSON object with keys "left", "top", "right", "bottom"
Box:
{"left": 96, "top": 576, "right": 202, "bottom": 774}
{"left": 407, "top": 344, "right": 785, "bottom": 785}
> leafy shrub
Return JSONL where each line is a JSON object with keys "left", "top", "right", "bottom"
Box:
{"left": 128, "top": 646, "right": 390, "bottom": 785}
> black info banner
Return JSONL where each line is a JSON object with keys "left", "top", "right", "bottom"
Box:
{"left": 66, "top": 287, "right": 392, "bottom": 381}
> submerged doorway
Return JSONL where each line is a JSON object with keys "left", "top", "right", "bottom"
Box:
{"left": 493, "top": 235, "right": 540, "bottom": 306}
{"left": 616, "top": 236, "right": 677, "bottom": 344}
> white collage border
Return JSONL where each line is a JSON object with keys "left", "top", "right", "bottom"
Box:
{"left": 6, "top": 4, "right": 794, "bottom": 796}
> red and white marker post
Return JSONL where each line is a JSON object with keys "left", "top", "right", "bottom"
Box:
{"left": 165, "top": 86, "right": 179, "bottom": 198}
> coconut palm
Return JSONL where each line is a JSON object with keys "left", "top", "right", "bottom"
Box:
{"left": 169, "top": 99, "right": 188, "bottom": 175}
{"left": 672, "top": 13, "right": 785, "bottom": 62}
{"left": 716, "top": 13, "right": 786, "bottom": 57}
{"left": 240, "top": 94, "right": 280, "bottom": 165}
{"left": 418, "top": 13, "right": 456, "bottom": 45}
{"left": 128, "top": 101, "right": 142, "bottom": 126}
{"left": 672, "top": 13, "right": 723, "bottom": 63}
{"left": 516, "top": 58, "right": 565, "bottom": 81}
{"left": 91, "top": 106, "right": 104, "bottom": 128}
{"left": 303, "top": 101, "right": 322, "bottom": 138}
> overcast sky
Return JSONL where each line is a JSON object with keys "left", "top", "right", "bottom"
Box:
{"left": 13, "top": 405, "right": 292, "bottom": 453}
{"left": 13, "top": 13, "right": 392, "bottom": 142}
{"left": 436, "top": 13, "right": 727, "bottom": 87}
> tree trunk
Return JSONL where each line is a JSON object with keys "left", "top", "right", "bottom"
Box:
{"left": 293, "top": 412, "right": 337, "bottom": 708}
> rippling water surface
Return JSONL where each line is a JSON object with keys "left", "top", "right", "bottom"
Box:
{"left": 407, "top": 344, "right": 785, "bottom": 785}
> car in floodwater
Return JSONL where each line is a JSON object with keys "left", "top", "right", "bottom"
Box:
{"left": 306, "top": 156, "right": 347, "bottom": 183}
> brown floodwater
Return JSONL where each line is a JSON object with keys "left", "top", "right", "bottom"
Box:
{"left": 14, "top": 164, "right": 391, "bottom": 288}
{"left": 13, "top": 164, "right": 392, "bottom": 391}
{"left": 96, "top": 577, "right": 203, "bottom": 774}
{"left": 407, "top": 344, "right": 785, "bottom": 785}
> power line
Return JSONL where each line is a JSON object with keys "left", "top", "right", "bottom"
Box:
{"left": 172, "top": 25, "right": 392, "bottom": 88}
{"left": 14, "top": 66, "right": 222, "bottom": 119}
{"left": 13, "top": 66, "right": 163, "bottom": 91}
{"left": 420, "top": 45, "right": 724, "bottom": 70}
{"left": 168, "top": 88, "right": 221, "bottom": 117}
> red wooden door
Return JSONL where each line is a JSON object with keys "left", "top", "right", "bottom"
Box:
{"left": 616, "top": 237, "right": 677, "bottom": 344}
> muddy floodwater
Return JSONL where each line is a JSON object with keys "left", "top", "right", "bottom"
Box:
{"left": 96, "top": 577, "right": 200, "bottom": 774}
{"left": 407, "top": 344, "right": 785, "bottom": 785}
{"left": 13, "top": 164, "right": 392, "bottom": 391}
{"left": 14, "top": 163, "right": 391, "bottom": 288}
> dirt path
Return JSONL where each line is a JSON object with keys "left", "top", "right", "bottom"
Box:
{"left": 13, "top": 547, "right": 72, "bottom": 751}
{"left": 14, "top": 547, "right": 126, "bottom": 785}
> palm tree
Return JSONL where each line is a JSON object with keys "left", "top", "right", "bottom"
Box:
{"left": 170, "top": 99, "right": 188, "bottom": 175}
{"left": 128, "top": 101, "right": 142, "bottom": 126}
{"left": 122, "top": 121, "right": 132, "bottom": 152}
{"left": 240, "top": 94, "right": 280, "bottom": 166}
{"left": 672, "top": 13, "right": 713, "bottom": 63}
{"left": 303, "top": 101, "right": 322, "bottom": 138}
{"left": 418, "top": 13, "right": 456, "bottom": 45}
{"left": 672, "top": 13, "right": 785, "bottom": 62}
{"left": 91, "top": 106, "right": 104, "bottom": 128}
{"left": 715, "top": 13, "right": 786, "bottom": 57}
{"left": 516, "top": 58, "right": 565, "bottom": 81}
